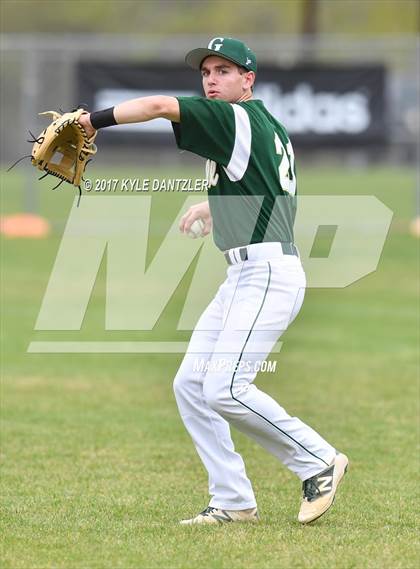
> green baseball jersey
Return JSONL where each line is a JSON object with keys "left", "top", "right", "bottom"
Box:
{"left": 172, "top": 96, "right": 297, "bottom": 252}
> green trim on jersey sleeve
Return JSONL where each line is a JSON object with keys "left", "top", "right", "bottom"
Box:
{"left": 172, "top": 96, "right": 235, "bottom": 166}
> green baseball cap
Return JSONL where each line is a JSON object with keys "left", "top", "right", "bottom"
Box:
{"left": 185, "top": 37, "right": 257, "bottom": 73}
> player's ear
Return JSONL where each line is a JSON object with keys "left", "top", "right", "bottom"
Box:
{"left": 243, "top": 71, "right": 255, "bottom": 91}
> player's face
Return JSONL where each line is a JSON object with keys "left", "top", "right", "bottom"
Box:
{"left": 200, "top": 56, "right": 254, "bottom": 102}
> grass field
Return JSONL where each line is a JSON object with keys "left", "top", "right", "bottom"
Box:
{"left": 1, "top": 164, "right": 419, "bottom": 569}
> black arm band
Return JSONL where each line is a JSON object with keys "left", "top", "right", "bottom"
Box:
{"left": 90, "top": 107, "right": 117, "bottom": 129}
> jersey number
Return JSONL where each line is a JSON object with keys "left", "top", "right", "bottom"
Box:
{"left": 274, "top": 133, "right": 296, "bottom": 196}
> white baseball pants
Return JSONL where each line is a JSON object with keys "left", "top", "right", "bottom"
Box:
{"left": 173, "top": 243, "right": 336, "bottom": 510}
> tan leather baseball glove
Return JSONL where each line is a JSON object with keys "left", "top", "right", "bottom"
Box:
{"left": 31, "top": 108, "right": 97, "bottom": 189}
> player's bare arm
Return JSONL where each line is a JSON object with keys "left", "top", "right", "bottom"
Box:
{"left": 78, "top": 95, "right": 180, "bottom": 137}
{"left": 114, "top": 96, "right": 180, "bottom": 123}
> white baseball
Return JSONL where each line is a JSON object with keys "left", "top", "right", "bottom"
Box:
{"left": 187, "top": 218, "right": 205, "bottom": 239}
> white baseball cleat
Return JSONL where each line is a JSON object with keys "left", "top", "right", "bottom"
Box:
{"left": 180, "top": 506, "right": 259, "bottom": 525}
{"left": 298, "top": 452, "right": 349, "bottom": 524}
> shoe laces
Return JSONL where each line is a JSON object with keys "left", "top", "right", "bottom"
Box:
{"left": 302, "top": 477, "right": 321, "bottom": 502}
{"left": 200, "top": 506, "right": 217, "bottom": 516}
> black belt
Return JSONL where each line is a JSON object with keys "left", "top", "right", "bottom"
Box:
{"left": 224, "top": 242, "right": 298, "bottom": 265}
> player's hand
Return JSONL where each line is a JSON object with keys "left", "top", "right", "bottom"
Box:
{"left": 78, "top": 112, "right": 96, "bottom": 139}
{"left": 179, "top": 200, "right": 212, "bottom": 236}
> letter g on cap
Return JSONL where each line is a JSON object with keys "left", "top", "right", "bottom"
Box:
{"left": 208, "top": 37, "right": 224, "bottom": 51}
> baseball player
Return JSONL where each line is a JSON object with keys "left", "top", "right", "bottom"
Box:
{"left": 79, "top": 37, "right": 348, "bottom": 526}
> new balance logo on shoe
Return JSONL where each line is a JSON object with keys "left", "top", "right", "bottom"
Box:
{"left": 317, "top": 474, "right": 333, "bottom": 493}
